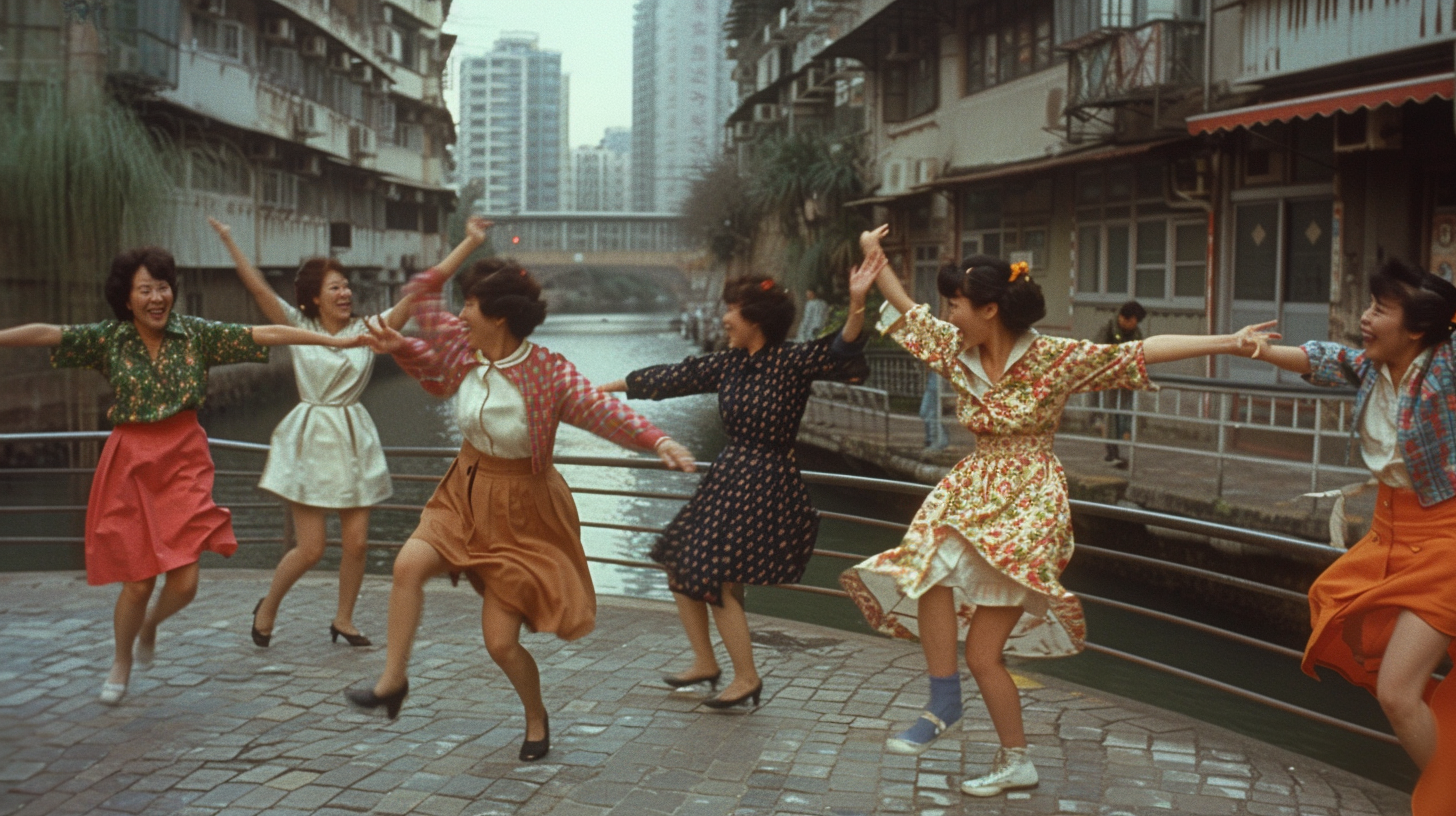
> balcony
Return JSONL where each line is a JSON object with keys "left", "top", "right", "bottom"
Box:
{"left": 1065, "top": 19, "right": 1203, "bottom": 111}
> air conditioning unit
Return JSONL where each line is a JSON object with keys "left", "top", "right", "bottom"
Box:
{"left": 881, "top": 159, "right": 907, "bottom": 194}
{"left": 913, "top": 158, "right": 939, "bottom": 187}
{"left": 752, "top": 103, "right": 779, "bottom": 122}
{"left": 263, "top": 18, "right": 295, "bottom": 44}
{"left": 249, "top": 140, "right": 281, "bottom": 162}
{"left": 194, "top": 0, "right": 226, "bottom": 17}
{"left": 379, "top": 27, "right": 404, "bottom": 62}
{"left": 295, "top": 102, "right": 325, "bottom": 138}
{"left": 296, "top": 154, "right": 323, "bottom": 176}
{"left": 1334, "top": 107, "right": 1402, "bottom": 153}
{"left": 350, "top": 125, "right": 378, "bottom": 158}
{"left": 329, "top": 51, "right": 353, "bottom": 72}
{"left": 301, "top": 35, "right": 328, "bottom": 59}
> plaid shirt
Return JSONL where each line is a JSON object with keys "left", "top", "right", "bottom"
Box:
{"left": 392, "top": 267, "right": 667, "bottom": 473}
{"left": 1302, "top": 338, "right": 1456, "bottom": 507}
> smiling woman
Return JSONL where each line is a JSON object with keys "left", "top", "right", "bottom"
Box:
{"left": 0, "top": 245, "right": 378, "bottom": 708}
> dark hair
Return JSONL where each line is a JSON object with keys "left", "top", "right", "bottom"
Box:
{"left": 1118, "top": 300, "right": 1147, "bottom": 321}
{"left": 466, "top": 266, "right": 547, "bottom": 338}
{"left": 723, "top": 276, "right": 795, "bottom": 346}
{"left": 294, "top": 258, "right": 349, "bottom": 319}
{"left": 105, "top": 246, "right": 178, "bottom": 320}
{"left": 936, "top": 254, "right": 1046, "bottom": 334}
{"left": 1369, "top": 258, "right": 1456, "bottom": 348}
{"left": 461, "top": 256, "right": 525, "bottom": 297}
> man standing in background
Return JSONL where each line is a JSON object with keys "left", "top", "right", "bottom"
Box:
{"left": 796, "top": 289, "right": 827, "bottom": 342}
{"left": 1094, "top": 301, "right": 1146, "bottom": 468}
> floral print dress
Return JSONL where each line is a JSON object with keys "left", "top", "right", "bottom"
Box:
{"left": 626, "top": 334, "right": 869, "bottom": 605}
{"left": 840, "top": 304, "right": 1150, "bottom": 657}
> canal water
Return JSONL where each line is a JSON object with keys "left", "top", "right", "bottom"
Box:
{"left": 2, "top": 313, "right": 1414, "bottom": 790}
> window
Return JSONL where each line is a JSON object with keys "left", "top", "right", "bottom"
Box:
{"left": 192, "top": 14, "right": 250, "bottom": 64}
{"left": 964, "top": 0, "right": 1055, "bottom": 95}
{"left": 881, "top": 29, "right": 939, "bottom": 123}
{"left": 260, "top": 170, "right": 299, "bottom": 210}
{"left": 1075, "top": 163, "right": 1205, "bottom": 305}
{"left": 961, "top": 180, "right": 1051, "bottom": 274}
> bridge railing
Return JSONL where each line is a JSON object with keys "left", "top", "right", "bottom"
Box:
{"left": 0, "top": 431, "right": 1399, "bottom": 748}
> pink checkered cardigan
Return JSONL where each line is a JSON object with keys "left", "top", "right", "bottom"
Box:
{"left": 392, "top": 267, "right": 667, "bottom": 473}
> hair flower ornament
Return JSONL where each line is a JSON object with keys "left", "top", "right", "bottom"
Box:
{"left": 1008, "top": 261, "right": 1030, "bottom": 283}
{"left": 760, "top": 279, "right": 775, "bottom": 291}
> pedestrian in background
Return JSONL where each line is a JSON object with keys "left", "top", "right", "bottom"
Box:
{"left": 1093, "top": 300, "right": 1145, "bottom": 468}
{"left": 795, "top": 287, "right": 828, "bottom": 341}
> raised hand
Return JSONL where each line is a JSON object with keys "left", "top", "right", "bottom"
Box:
{"left": 848, "top": 253, "right": 886, "bottom": 301}
{"left": 860, "top": 224, "right": 890, "bottom": 255}
{"left": 207, "top": 217, "right": 231, "bottom": 240}
{"left": 1233, "top": 320, "right": 1282, "bottom": 359}
{"left": 655, "top": 439, "right": 697, "bottom": 473}
{"left": 362, "top": 315, "right": 407, "bottom": 354}
{"left": 466, "top": 216, "right": 493, "bottom": 244}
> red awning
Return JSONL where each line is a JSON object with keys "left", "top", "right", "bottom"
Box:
{"left": 1186, "top": 73, "right": 1455, "bottom": 135}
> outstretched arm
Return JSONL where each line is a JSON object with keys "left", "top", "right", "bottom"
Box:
{"left": 859, "top": 225, "right": 917, "bottom": 314}
{"left": 1140, "top": 321, "right": 1310, "bottom": 372}
{"left": 251, "top": 325, "right": 369, "bottom": 349}
{"left": 436, "top": 215, "right": 492, "bottom": 284}
{"left": 0, "top": 324, "right": 63, "bottom": 347}
{"left": 209, "top": 218, "right": 290, "bottom": 326}
{"left": 840, "top": 253, "right": 886, "bottom": 343}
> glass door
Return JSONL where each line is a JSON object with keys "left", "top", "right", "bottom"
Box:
{"left": 1227, "top": 197, "right": 1332, "bottom": 383}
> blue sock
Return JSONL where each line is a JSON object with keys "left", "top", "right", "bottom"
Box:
{"left": 896, "top": 674, "right": 962, "bottom": 744}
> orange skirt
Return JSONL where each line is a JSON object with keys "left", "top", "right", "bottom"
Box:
{"left": 1303, "top": 484, "right": 1456, "bottom": 812}
{"left": 85, "top": 411, "right": 237, "bottom": 585}
{"left": 411, "top": 442, "right": 595, "bottom": 641}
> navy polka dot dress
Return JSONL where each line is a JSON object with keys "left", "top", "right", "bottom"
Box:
{"left": 625, "top": 333, "right": 869, "bottom": 604}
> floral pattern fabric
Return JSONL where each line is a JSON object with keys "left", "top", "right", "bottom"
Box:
{"left": 51, "top": 315, "right": 268, "bottom": 424}
{"left": 627, "top": 334, "right": 869, "bottom": 604}
{"left": 840, "top": 304, "right": 1150, "bottom": 657}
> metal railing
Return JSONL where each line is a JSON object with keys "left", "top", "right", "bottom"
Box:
{"left": 0, "top": 431, "right": 1397, "bottom": 747}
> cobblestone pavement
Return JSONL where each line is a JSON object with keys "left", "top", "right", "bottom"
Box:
{"left": 0, "top": 571, "right": 1410, "bottom": 816}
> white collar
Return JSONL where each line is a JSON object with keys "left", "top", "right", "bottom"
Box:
{"left": 1378, "top": 347, "right": 1432, "bottom": 388}
{"left": 474, "top": 340, "right": 532, "bottom": 371}
{"left": 958, "top": 330, "right": 1038, "bottom": 398}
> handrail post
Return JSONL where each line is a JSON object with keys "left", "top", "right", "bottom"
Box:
{"left": 1215, "top": 391, "right": 1229, "bottom": 498}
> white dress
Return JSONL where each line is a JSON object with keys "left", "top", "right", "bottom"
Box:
{"left": 257, "top": 297, "right": 393, "bottom": 508}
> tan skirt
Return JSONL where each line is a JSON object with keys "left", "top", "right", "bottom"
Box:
{"left": 411, "top": 442, "right": 595, "bottom": 641}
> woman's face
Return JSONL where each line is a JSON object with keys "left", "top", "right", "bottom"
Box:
{"left": 943, "top": 294, "right": 1000, "bottom": 348}
{"left": 722, "top": 305, "right": 766, "bottom": 350}
{"left": 313, "top": 270, "right": 352, "bottom": 323}
{"left": 1360, "top": 295, "right": 1423, "bottom": 364}
{"left": 128, "top": 265, "right": 173, "bottom": 334}
{"left": 460, "top": 297, "right": 510, "bottom": 351}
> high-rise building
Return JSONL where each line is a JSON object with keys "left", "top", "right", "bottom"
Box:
{"left": 457, "top": 33, "right": 567, "bottom": 212}
{"left": 571, "top": 129, "right": 632, "bottom": 212}
{"left": 632, "top": 0, "right": 733, "bottom": 213}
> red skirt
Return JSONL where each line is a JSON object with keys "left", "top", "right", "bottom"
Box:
{"left": 1303, "top": 484, "right": 1456, "bottom": 812}
{"left": 84, "top": 411, "right": 238, "bottom": 585}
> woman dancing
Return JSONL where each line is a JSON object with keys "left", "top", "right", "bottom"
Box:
{"left": 841, "top": 225, "right": 1277, "bottom": 796}
{"left": 598, "top": 266, "right": 874, "bottom": 709}
{"left": 345, "top": 261, "right": 695, "bottom": 762}
{"left": 208, "top": 216, "right": 486, "bottom": 648}
{"left": 1236, "top": 259, "right": 1456, "bottom": 812}
{"left": 0, "top": 246, "right": 379, "bottom": 704}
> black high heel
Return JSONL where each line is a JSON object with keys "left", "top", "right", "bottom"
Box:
{"left": 250, "top": 599, "right": 271, "bottom": 648}
{"left": 519, "top": 714, "right": 550, "bottom": 761}
{"left": 702, "top": 681, "right": 763, "bottom": 710}
{"left": 345, "top": 681, "right": 409, "bottom": 720}
{"left": 330, "top": 624, "right": 372, "bottom": 647}
{"left": 662, "top": 670, "right": 721, "bottom": 690}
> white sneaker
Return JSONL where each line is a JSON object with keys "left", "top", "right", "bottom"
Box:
{"left": 98, "top": 681, "right": 127, "bottom": 706}
{"left": 884, "top": 710, "right": 959, "bottom": 755}
{"left": 960, "top": 746, "right": 1038, "bottom": 796}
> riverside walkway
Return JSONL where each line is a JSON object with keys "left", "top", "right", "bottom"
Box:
{"left": 0, "top": 571, "right": 1409, "bottom": 816}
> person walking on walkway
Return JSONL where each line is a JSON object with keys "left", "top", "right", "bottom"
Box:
{"left": 1093, "top": 300, "right": 1145, "bottom": 467}
{"left": 208, "top": 216, "right": 488, "bottom": 649}
{"left": 795, "top": 287, "right": 828, "bottom": 341}
{"left": 841, "top": 224, "right": 1278, "bottom": 797}
{"left": 1235, "top": 258, "right": 1456, "bottom": 813}
{"left": 0, "top": 246, "right": 381, "bottom": 705}
{"left": 343, "top": 259, "right": 694, "bottom": 762}
{"left": 597, "top": 264, "right": 875, "bottom": 710}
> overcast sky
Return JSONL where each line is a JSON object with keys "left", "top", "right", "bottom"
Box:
{"left": 442, "top": 0, "right": 639, "bottom": 149}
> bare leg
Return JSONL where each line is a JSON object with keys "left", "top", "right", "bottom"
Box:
{"left": 480, "top": 590, "right": 547, "bottom": 741}
{"left": 374, "top": 538, "right": 449, "bottom": 696}
{"left": 1376, "top": 609, "right": 1452, "bottom": 768}
{"left": 333, "top": 507, "right": 371, "bottom": 634}
{"left": 254, "top": 503, "right": 328, "bottom": 635}
{"left": 669, "top": 591, "right": 720, "bottom": 679}
{"left": 916, "top": 585, "right": 960, "bottom": 677}
{"left": 964, "top": 604, "right": 1027, "bottom": 748}
{"left": 110, "top": 578, "right": 156, "bottom": 685}
{"left": 137, "top": 562, "right": 199, "bottom": 656}
{"left": 708, "top": 583, "right": 760, "bottom": 698}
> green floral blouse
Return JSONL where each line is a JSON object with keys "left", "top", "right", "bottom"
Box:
{"left": 51, "top": 314, "right": 269, "bottom": 424}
